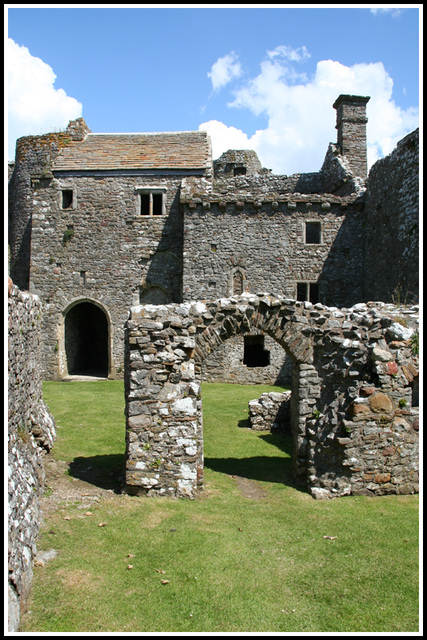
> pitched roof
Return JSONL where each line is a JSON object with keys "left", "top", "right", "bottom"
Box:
{"left": 52, "top": 131, "right": 211, "bottom": 171}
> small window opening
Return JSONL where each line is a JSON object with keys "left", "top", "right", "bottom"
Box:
{"left": 140, "top": 193, "right": 150, "bottom": 216}
{"left": 411, "top": 375, "right": 419, "bottom": 407}
{"left": 305, "top": 221, "right": 321, "bottom": 244}
{"left": 243, "top": 335, "right": 270, "bottom": 368}
{"left": 309, "top": 283, "right": 319, "bottom": 304}
{"left": 62, "top": 189, "right": 73, "bottom": 209}
{"left": 233, "top": 271, "right": 244, "bottom": 295}
{"left": 139, "top": 192, "right": 163, "bottom": 216}
{"left": 153, "top": 193, "right": 163, "bottom": 216}
{"left": 297, "top": 282, "right": 319, "bottom": 304}
{"left": 297, "top": 282, "right": 308, "bottom": 302}
{"left": 233, "top": 166, "right": 246, "bottom": 176}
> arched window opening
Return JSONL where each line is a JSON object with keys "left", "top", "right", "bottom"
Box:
{"left": 232, "top": 269, "right": 245, "bottom": 296}
{"left": 65, "top": 302, "right": 108, "bottom": 377}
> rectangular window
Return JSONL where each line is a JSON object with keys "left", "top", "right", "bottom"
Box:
{"left": 297, "top": 282, "right": 308, "bottom": 301}
{"left": 297, "top": 282, "right": 319, "bottom": 304}
{"left": 305, "top": 221, "right": 321, "bottom": 244}
{"left": 61, "top": 189, "right": 73, "bottom": 209}
{"left": 243, "top": 335, "right": 270, "bottom": 368}
{"left": 136, "top": 189, "right": 166, "bottom": 216}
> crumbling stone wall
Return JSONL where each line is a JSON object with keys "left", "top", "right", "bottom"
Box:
{"left": 8, "top": 278, "right": 56, "bottom": 631}
{"left": 363, "top": 128, "right": 419, "bottom": 303}
{"left": 248, "top": 391, "right": 291, "bottom": 431}
{"left": 124, "top": 294, "right": 418, "bottom": 500}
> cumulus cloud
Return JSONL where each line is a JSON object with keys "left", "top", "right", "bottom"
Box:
{"left": 7, "top": 38, "right": 82, "bottom": 160}
{"left": 200, "top": 48, "right": 418, "bottom": 174}
{"left": 207, "top": 51, "right": 243, "bottom": 92}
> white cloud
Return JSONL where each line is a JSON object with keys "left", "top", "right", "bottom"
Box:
{"left": 200, "top": 51, "right": 418, "bottom": 175}
{"left": 7, "top": 38, "right": 83, "bottom": 160}
{"left": 370, "top": 8, "right": 404, "bottom": 18}
{"left": 207, "top": 51, "right": 242, "bottom": 93}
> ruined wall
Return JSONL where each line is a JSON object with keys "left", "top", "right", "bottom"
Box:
{"left": 124, "top": 294, "right": 419, "bottom": 500}
{"left": 201, "top": 332, "right": 292, "bottom": 385}
{"left": 8, "top": 278, "right": 56, "bottom": 631}
{"left": 363, "top": 129, "right": 419, "bottom": 303}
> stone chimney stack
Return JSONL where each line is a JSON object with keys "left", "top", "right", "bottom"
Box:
{"left": 65, "top": 118, "right": 92, "bottom": 141}
{"left": 333, "top": 95, "right": 370, "bottom": 179}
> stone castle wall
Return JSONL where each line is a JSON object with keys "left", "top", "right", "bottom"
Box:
{"left": 181, "top": 194, "right": 365, "bottom": 308}
{"left": 28, "top": 170, "right": 184, "bottom": 379}
{"left": 8, "top": 278, "right": 56, "bottom": 631}
{"left": 363, "top": 129, "right": 419, "bottom": 303}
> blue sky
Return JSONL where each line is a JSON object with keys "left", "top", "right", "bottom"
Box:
{"left": 6, "top": 5, "right": 421, "bottom": 174}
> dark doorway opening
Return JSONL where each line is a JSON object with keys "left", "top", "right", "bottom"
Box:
{"left": 65, "top": 302, "right": 108, "bottom": 377}
{"left": 243, "top": 335, "right": 270, "bottom": 367}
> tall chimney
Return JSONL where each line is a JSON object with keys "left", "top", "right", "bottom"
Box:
{"left": 333, "top": 95, "right": 370, "bottom": 179}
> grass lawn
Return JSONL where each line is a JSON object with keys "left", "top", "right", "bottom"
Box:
{"left": 20, "top": 381, "right": 419, "bottom": 633}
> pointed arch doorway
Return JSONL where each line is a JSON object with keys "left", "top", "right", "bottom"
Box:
{"left": 64, "top": 300, "right": 109, "bottom": 377}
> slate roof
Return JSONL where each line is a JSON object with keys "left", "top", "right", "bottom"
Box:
{"left": 52, "top": 131, "right": 211, "bottom": 171}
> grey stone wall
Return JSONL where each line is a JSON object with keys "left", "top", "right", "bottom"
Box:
{"left": 29, "top": 171, "right": 184, "bottom": 379}
{"left": 8, "top": 278, "right": 56, "bottom": 631}
{"left": 181, "top": 193, "right": 365, "bottom": 308}
{"left": 124, "top": 294, "right": 419, "bottom": 500}
{"left": 363, "top": 129, "right": 419, "bottom": 303}
{"left": 248, "top": 391, "right": 292, "bottom": 431}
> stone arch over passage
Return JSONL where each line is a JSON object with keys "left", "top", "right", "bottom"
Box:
{"left": 124, "top": 295, "right": 419, "bottom": 500}
{"left": 63, "top": 299, "right": 110, "bottom": 377}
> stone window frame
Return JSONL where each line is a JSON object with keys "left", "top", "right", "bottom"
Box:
{"left": 58, "top": 185, "right": 77, "bottom": 211}
{"left": 134, "top": 186, "right": 167, "bottom": 217}
{"left": 230, "top": 267, "right": 246, "bottom": 296}
{"left": 304, "top": 220, "right": 322, "bottom": 245}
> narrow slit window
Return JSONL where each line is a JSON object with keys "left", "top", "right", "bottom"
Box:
{"left": 62, "top": 189, "right": 73, "bottom": 209}
{"left": 305, "top": 221, "right": 321, "bottom": 244}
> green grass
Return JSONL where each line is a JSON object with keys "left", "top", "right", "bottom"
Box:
{"left": 20, "top": 381, "right": 420, "bottom": 633}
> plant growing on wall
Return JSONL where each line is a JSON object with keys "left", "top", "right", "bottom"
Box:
{"left": 62, "top": 229, "right": 74, "bottom": 245}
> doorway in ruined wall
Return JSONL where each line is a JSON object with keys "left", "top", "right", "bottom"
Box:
{"left": 64, "top": 300, "right": 109, "bottom": 377}
{"left": 197, "top": 327, "right": 300, "bottom": 491}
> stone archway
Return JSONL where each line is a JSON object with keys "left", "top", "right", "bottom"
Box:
{"left": 124, "top": 294, "right": 419, "bottom": 500}
{"left": 63, "top": 299, "right": 110, "bottom": 377}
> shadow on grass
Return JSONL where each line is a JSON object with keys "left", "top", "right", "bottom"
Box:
{"left": 68, "top": 453, "right": 125, "bottom": 493}
{"left": 205, "top": 432, "right": 305, "bottom": 490}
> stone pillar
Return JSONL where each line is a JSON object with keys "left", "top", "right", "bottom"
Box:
{"left": 333, "top": 94, "right": 370, "bottom": 179}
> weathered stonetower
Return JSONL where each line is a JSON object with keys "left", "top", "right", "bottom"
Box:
{"left": 333, "top": 94, "right": 370, "bottom": 179}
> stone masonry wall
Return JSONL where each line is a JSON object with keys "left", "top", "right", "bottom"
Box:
{"left": 29, "top": 171, "right": 184, "bottom": 379}
{"left": 181, "top": 193, "right": 365, "bottom": 308}
{"left": 8, "top": 278, "right": 56, "bottom": 631}
{"left": 363, "top": 129, "right": 419, "bottom": 304}
{"left": 248, "top": 391, "right": 292, "bottom": 432}
{"left": 201, "top": 333, "right": 292, "bottom": 385}
{"left": 124, "top": 294, "right": 419, "bottom": 500}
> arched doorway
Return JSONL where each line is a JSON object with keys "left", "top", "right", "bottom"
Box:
{"left": 64, "top": 301, "right": 109, "bottom": 377}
